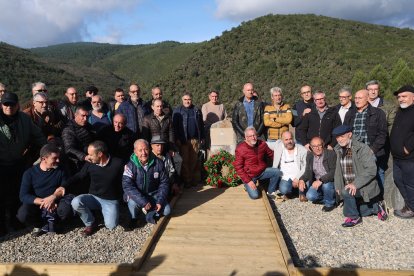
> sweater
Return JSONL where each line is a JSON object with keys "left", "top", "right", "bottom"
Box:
{"left": 64, "top": 157, "right": 124, "bottom": 200}
{"left": 20, "top": 164, "right": 67, "bottom": 204}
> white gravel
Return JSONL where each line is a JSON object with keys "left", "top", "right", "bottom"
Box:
{"left": 272, "top": 197, "right": 414, "bottom": 270}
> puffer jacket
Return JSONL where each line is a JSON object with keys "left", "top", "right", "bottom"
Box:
{"left": 233, "top": 139, "right": 273, "bottom": 184}
{"left": 263, "top": 103, "right": 292, "bottom": 140}
{"left": 142, "top": 113, "right": 175, "bottom": 151}
{"left": 232, "top": 96, "right": 264, "bottom": 143}
{"left": 122, "top": 153, "right": 169, "bottom": 208}
{"left": 62, "top": 120, "right": 95, "bottom": 168}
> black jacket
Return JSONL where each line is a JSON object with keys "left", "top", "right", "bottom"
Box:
{"left": 232, "top": 96, "right": 264, "bottom": 143}
{"left": 292, "top": 100, "right": 315, "bottom": 128}
{"left": 300, "top": 149, "right": 337, "bottom": 183}
{"left": 334, "top": 101, "right": 357, "bottom": 126}
{"left": 390, "top": 104, "right": 414, "bottom": 160}
{"left": 297, "top": 106, "right": 340, "bottom": 147}
{"left": 62, "top": 120, "right": 95, "bottom": 170}
{"left": 360, "top": 104, "right": 388, "bottom": 157}
{"left": 98, "top": 126, "right": 136, "bottom": 163}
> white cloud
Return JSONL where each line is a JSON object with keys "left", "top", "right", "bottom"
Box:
{"left": 0, "top": 0, "right": 140, "bottom": 48}
{"left": 214, "top": 0, "right": 414, "bottom": 28}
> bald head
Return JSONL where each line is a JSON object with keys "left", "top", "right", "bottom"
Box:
{"left": 354, "top": 89, "right": 369, "bottom": 111}
{"left": 243, "top": 83, "right": 254, "bottom": 100}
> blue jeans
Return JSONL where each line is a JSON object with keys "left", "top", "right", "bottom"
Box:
{"left": 306, "top": 182, "right": 335, "bottom": 207}
{"left": 393, "top": 159, "right": 414, "bottom": 211}
{"left": 245, "top": 168, "right": 281, "bottom": 200}
{"left": 71, "top": 194, "right": 119, "bottom": 230}
{"left": 341, "top": 188, "right": 378, "bottom": 219}
{"left": 127, "top": 195, "right": 171, "bottom": 219}
{"left": 277, "top": 178, "right": 307, "bottom": 196}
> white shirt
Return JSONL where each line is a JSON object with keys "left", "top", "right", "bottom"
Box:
{"left": 280, "top": 148, "right": 300, "bottom": 180}
{"left": 338, "top": 103, "right": 352, "bottom": 123}
{"left": 370, "top": 97, "right": 380, "bottom": 107}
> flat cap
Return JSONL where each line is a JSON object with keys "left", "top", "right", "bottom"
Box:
{"left": 394, "top": 85, "right": 414, "bottom": 96}
{"left": 1, "top": 92, "right": 18, "bottom": 105}
{"left": 151, "top": 135, "right": 166, "bottom": 144}
{"left": 332, "top": 125, "right": 352, "bottom": 137}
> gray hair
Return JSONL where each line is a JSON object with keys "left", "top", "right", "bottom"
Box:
{"left": 33, "top": 92, "right": 48, "bottom": 102}
{"left": 269, "top": 87, "right": 283, "bottom": 96}
{"left": 32, "top": 82, "right": 46, "bottom": 89}
{"left": 338, "top": 86, "right": 352, "bottom": 96}
{"left": 313, "top": 90, "right": 325, "bottom": 98}
{"left": 134, "top": 139, "right": 149, "bottom": 149}
{"left": 366, "top": 80, "right": 380, "bottom": 89}
{"left": 89, "top": 140, "right": 108, "bottom": 155}
{"left": 244, "top": 126, "right": 257, "bottom": 136}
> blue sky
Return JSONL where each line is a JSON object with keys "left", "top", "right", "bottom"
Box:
{"left": 0, "top": 0, "right": 413, "bottom": 48}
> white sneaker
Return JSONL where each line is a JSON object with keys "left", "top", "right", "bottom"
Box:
{"left": 267, "top": 191, "right": 277, "bottom": 199}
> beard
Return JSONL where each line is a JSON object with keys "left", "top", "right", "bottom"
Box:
{"left": 400, "top": 103, "right": 410, "bottom": 109}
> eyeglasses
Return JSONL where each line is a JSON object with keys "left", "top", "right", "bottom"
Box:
{"left": 301, "top": 91, "right": 311, "bottom": 95}
{"left": 91, "top": 101, "right": 102, "bottom": 104}
{"left": 35, "top": 89, "right": 47, "bottom": 92}
{"left": 338, "top": 96, "right": 350, "bottom": 99}
{"left": 314, "top": 98, "right": 325, "bottom": 101}
{"left": 130, "top": 90, "right": 140, "bottom": 93}
{"left": 35, "top": 101, "right": 47, "bottom": 105}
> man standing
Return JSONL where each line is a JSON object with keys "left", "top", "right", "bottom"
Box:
{"left": 78, "top": 86, "right": 99, "bottom": 111}
{"left": 233, "top": 127, "right": 279, "bottom": 200}
{"left": 232, "top": 83, "right": 264, "bottom": 143}
{"left": 109, "top": 88, "right": 125, "bottom": 114}
{"left": 0, "top": 83, "right": 6, "bottom": 99}
{"left": 353, "top": 89, "right": 388, "bottom": 192}
{"left": 263, "top": 87, "right": 292, "bottom": 141}
{"left": 122, "top": 139, "right": 170, "bottom": 228}
{"left": 390, "top": 85, "right": 414, "bottom": 219}
{"left": 332, "top": 125, "right": 386, "bottom": 227}
{"left": 144, "top": 86, "right": 173, "bottom": 117}
{"left": 62, "top": 106, "right": 95, "bottom": 174}
{"left": 335, "top": 86, "right": 356, "bottom": 126}
{"left": 366, "top": 80, "right": 383, "bottom": 108}
{"left": 116, "top": 83, "right": 147, "bottom": 134}
{"left": 98, "top": 114, "right": 136, "bottom": 163}
{"left": 0, "top": 92, "right": 46, "bottom": 236}
{"left": 292, "top": 85, "right": 314, "bottom": 144}
{"left": 299, "top": 137, "right": 337, "bottom": 211}
{"left": 89, "top": 95, "right": 112, "bottom": 132}
{"left": 297, "top": 91, "right": 339, "bottom": 150}
{"left": 173, "top": 92, "right": 204, "bottom": 187}
{"left": 201, "top": 90, "right": 227, "bottom": 150}
{"left": 58, "top": 87, "right": 78, "bottom": 122}
{"left": 69, "top": 141, "right": 124, "bottom": 235}
{"left": 18, "top": 144, "right": 70, "bottom": 236}
{"left": 268, "top": 131, "right": 307, "bottom": 201}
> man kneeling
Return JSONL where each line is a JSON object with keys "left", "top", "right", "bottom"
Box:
{"left": 69, "top": 141, "right": 124, "bottom": 236}
{"left": 122, "top": 139, "right": 170, "bottom": 229}
{"left": 299, "top": 137, "right": 337, "bottom": 212}
{"left": 18, "top": 144, "right": 72, "bottom": 237}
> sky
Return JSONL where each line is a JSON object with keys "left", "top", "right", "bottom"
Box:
{"left": 0, "top": 0, "right": 413, "bottom": 49}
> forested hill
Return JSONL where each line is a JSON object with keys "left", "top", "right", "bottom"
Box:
{"left": 2, "top": 14, "right": 414, "bottom": 108}
{"left": 156, "top": 14, "right": 414, "bottom": 108}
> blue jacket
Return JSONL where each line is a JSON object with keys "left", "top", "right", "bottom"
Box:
{"left": 122, "top": 153, "right": 169, "bottom": 208}
{"left": 116, "top": 98, "right": 147, "bottom": 135}
{"left": 172, "top": 105, "right": 204, "bottom": 144}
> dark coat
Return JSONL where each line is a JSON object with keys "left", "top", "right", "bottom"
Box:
{"left": 142, "top": 113, "right": 175, "bottom": 151}
{"left": 296, "top": 106, "right": 340, "bottom": 147}
{"left": 362, "top": 104, "right": 388, "bottom": 157}
{"left": 300, "top": 149, "right": 336, "bottom": 183}
{"left": 61, "top": 120, "right": 95, "bottom": 170}
{"left": 172, "top": 105, "right": 204, "bottom": 144}
{"left": 97, "top": 126, "right": 136, "bottom": 163}
{"left": 334, "top": 101, "right": 357, "bottom": 126}
{"left": 232, "top": 96, "right": 264, "bottom": 143}
{"left": 292, "top": 100, "right": 315, "bottom": 128}
{"left": 116, "top": 98, "right": 147, "bottom": 135}
{"left": 390, "top": 104, "right": 414, "bottom": 160}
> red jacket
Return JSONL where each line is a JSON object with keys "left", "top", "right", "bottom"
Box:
{"left": 233, "top": 139, "right": 274, "bottom": 184}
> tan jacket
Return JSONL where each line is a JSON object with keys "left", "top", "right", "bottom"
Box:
{"left": 264, "top": 103, "right": 292, "bottom": 140}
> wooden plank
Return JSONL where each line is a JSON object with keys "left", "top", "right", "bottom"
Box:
{"left": 297, "top": 268, "right": 414, "bottom": 276}
{"left": 0, "top": 264, "right": 132, "bottom": 276}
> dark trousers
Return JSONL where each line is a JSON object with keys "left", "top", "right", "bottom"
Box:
{"left": 341, "top": 188, "right": 379, "bottom": 219}
{"left": 17, "top": 194, "right": 75, "bottom": 228}
{"left": 0, "top": 162, "right": 25, "bottom": 228}
{"left": 393, "top": 159, "right": 414, "bottom": 211}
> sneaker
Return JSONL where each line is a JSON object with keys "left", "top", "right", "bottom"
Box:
{"left": 377, "top": 201, "right": 388, "bottom": 221}
{"left": 394, "top": 206, "right": 414, "bottom": 219}
{"left": 322, "top": 205, "right": 335, "bottom": 212}
{"left": 31, "top": 228, "right": 46, "bottom": 237}
{"left": 341, "top": 217, "right": 362, "bottom": 227}
{"left": 266, "top": 191, "right": 277, "bottom": 199}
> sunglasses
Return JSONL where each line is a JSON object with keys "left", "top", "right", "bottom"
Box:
{"left": 2, "top": 102, "right": 17, "bottom": 107}
{"left": 36, "top": 89, "right": 48, "bottom": 92}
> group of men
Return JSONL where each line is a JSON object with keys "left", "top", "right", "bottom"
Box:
{"left": 232, "top": 82, "right": 414, "bottom": 227}
{"left": 0, "top": 82, "right": 227, "bottom": 237}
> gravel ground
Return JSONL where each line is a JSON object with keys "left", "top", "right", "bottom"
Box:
{"left": 272, "top": 197, "right": 414, "bottom": 270}
{"left": 0, "top": 206, "right": 153, "bottom": 263}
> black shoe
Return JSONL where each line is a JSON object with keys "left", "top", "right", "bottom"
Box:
{"left": 82, "top": 225, "right": 96, "bottom": 236}
{"left": 322, "top": 205, "right": 335, "bottom": 212}
{"left": 124, "top": 219, "right": 138, "bottom": 232}
{"left": 31, "top": 228, "right": 46, "bottom": 237}
{"left": 0, "top": 223, "right": 8, "bottom": 238}
{"left": 10, "top": 218, "right": 25, "bottom": 232}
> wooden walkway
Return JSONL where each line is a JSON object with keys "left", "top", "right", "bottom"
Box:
{"left": 136, "top": 185, "right": 293, "bottom": 275}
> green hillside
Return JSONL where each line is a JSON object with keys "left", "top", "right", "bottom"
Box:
{"left": 2, "top": 14, "right": 414, "bottom": 109}
{"left": 155, "top": 14, "right": 414, "bottom": 109}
